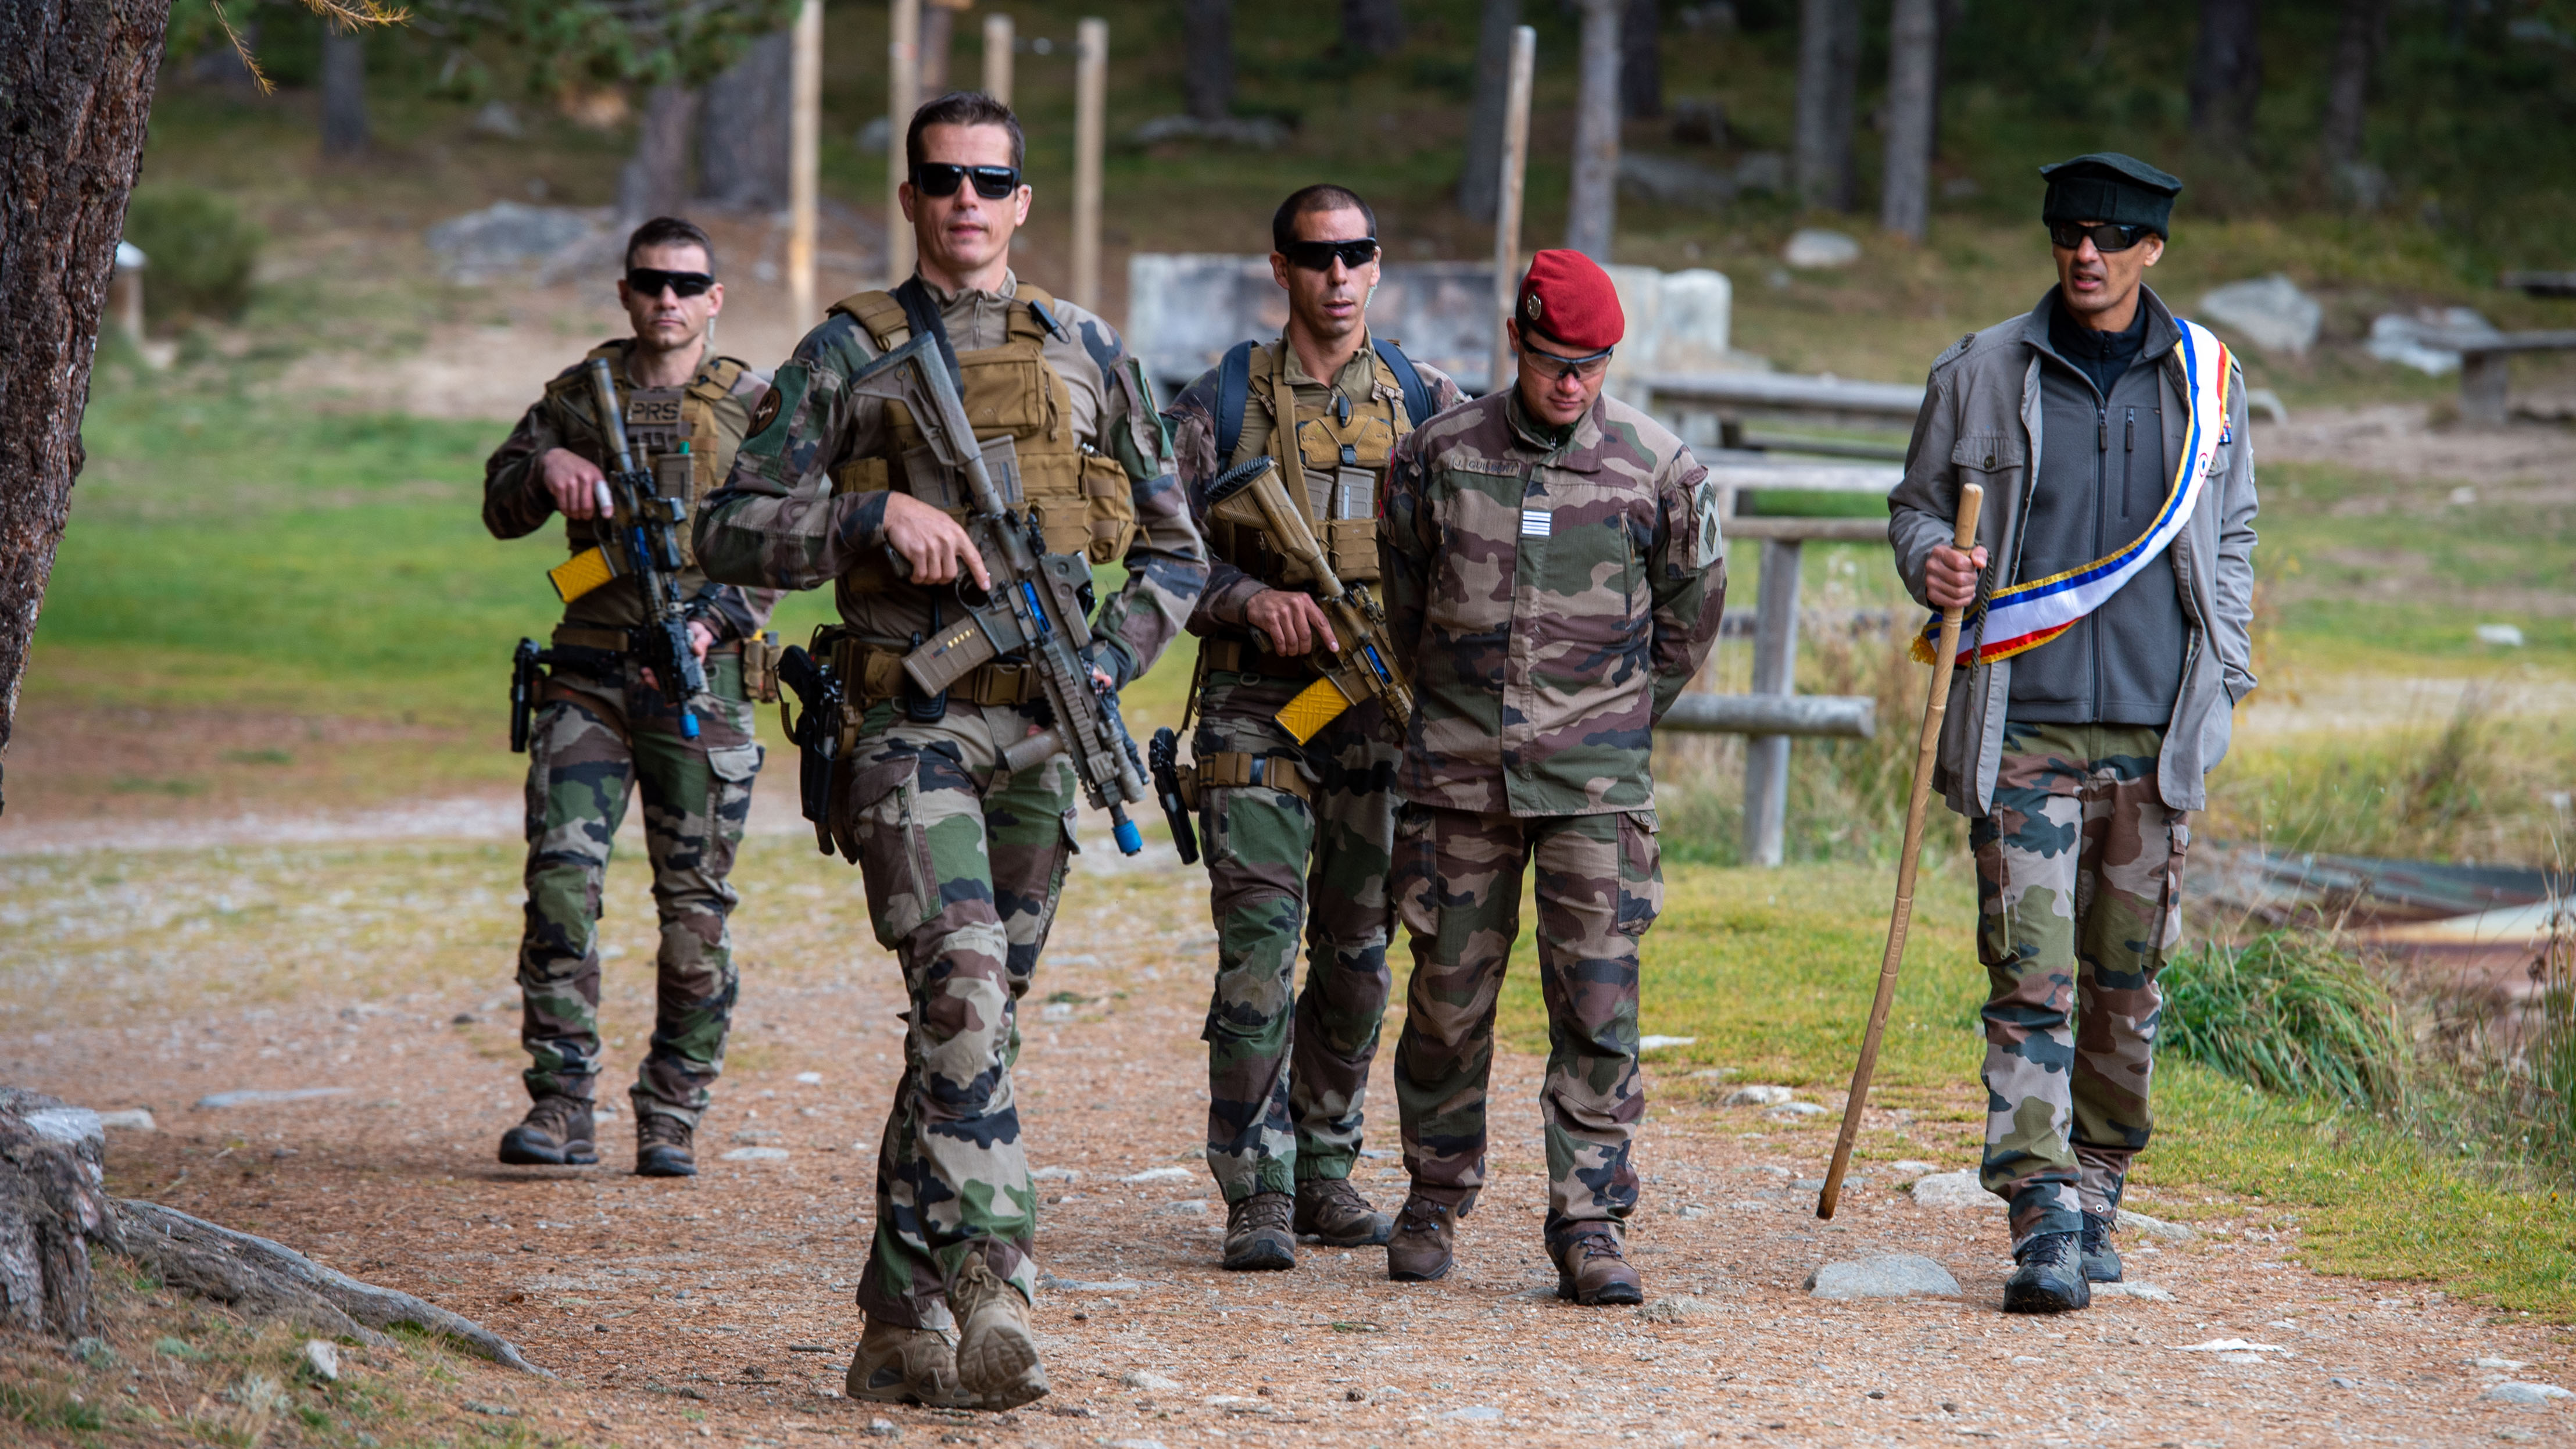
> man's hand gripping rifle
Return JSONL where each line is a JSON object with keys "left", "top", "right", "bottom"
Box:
{"left": 1209, "top": 455, "right": 1414, "bottom": 742}
{"left": 845, "top": 332, "right": 1152, "bottom": 856}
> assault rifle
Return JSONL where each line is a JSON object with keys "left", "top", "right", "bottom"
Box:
{"left": 846, "top": 332, "right": 1151, "bottom": 856}
{"left": 538, "top": 359, "right": 709, "bottom": 739}
{"left": 1204, "top": 455, "right": 1415, "bottom": 743}
{"left": 776, "top": 642, "right": 845, "bottom": 856}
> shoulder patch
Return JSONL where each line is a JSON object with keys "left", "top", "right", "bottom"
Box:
{"left": 746, "top": 387, "right": 784, "bottom": 441}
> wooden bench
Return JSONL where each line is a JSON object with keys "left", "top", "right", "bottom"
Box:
{"left": 2416, "top": 326, "right": 2576, "bottom": 426}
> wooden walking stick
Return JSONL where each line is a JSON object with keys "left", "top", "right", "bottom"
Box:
{"left": 1817, "top": 481, "right": 1983, "bottom": 1220}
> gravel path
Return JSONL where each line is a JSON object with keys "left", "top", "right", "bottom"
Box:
{"left": 10, "top": 842, "right": 2571, "bottom": 1447}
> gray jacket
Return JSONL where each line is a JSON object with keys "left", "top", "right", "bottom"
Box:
{"left": 1888, "top": 285, "right": 2259, "bottom": 817}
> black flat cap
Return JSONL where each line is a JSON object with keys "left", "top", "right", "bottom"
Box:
{"left": 2040, "top": 152, "right": 2183, "bottom": 237}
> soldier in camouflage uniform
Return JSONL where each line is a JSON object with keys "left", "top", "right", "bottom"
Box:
{"left": 1378, "top": 250, "right": 1726, "bottom": 1305}
{"left": 482, "top": 216, "right": 779, "bottom": 1180}
{"left": 693, "top": 93, "right": 1203, "bottom": 1410}
{"left": 1162, "top": 185, "right": 1465, "bottom": 1272}
{"left": 1888, "top": 155, "right": 2257, "bottom": 1313}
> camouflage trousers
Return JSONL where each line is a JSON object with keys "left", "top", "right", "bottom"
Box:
{"left": 1190, "top": 670, "right": 1397, "bottom": 1203}
{"left": 517, "top": 652, "right": 762, "bottom": 1127}
{"left": 1970, "top": 721, "right": 2187, "bottom": 1249}
{"left": 838, "top": 697, "right": 1077, "bottom": 1330}
{"left": 1390, "top": 804, "right": 1662, "bottom": 1247}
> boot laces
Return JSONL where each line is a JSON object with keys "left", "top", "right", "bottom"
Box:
{"left": 527, "top": 1094, "right": 589, "bottom": 1137}
{"left": 638, "top": 1113, "right": 690, "bottom": 1148}
{"left": 1234, "top": 1193, "right": 1294, "bottom": 1233}
{"left": 1396, "top": 1198, "right": 1450, "bottom": 1236}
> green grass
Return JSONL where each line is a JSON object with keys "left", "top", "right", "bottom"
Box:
{"left": 2163, "top": 931, "right": 2409, "bottom": 1109}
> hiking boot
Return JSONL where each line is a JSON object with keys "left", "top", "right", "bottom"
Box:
{"left": 1552, "top": 1227, "right": 1645, "bottom": 1306}
{"left": 2080, "top": 1212, "right": 2123, "bottom": 1283}
{"left": 2003, "top": 1230, "right": 2092, "bottom": 1314}
{"left": 1295, "top": 1177, "right": 1393, "bottom": 1247}
{"left": 635, "top": 1114, "right": 696, "bottom": 1178}
{"left": 946, "top": 1254, "right": 1047, "bottom": 1409}
{"left": 498, "top": 1094, "right": 596, "bottom": 1167}
{"left": 1222, "top": 1192, "right": 1296, "bottom": 1271}
{"left": 1385, "top": 1194, "right": 1459, "bottom": 1282}
{"left": 845, "top": 1319, "right": 970, "bottom": 1407}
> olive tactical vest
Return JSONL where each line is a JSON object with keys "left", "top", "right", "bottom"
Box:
{"left": 824, "top": 282, "right": 1138, "bottom": 597}
{"left": 1207, "top": 339, "right": 1425, "bottom": 588}
{"left": 543, "top": 339, "right": 751, "bottom": 568}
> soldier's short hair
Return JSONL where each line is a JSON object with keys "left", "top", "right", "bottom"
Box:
{"left": 625, "top": 216, "right": 716, "bottom": 272}
{"left": 906, "top": 91, "right": 1026, "bottom": 174}
{"left": 1272, "top": 184, "right": 1376, "bottom": 255}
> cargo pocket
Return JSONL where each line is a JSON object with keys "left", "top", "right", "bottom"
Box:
{"left": 1391, "top": 803, "right": 1440, "bottom": 943}
{"left": 1081, "top": 452, "right": 1137, "bottom": 563}
{"left": 1616, "top": 810, "right": 1663, "bottom": 938}
{"left": 705, "top": 742, "right": 764, "bottom": 847}
{"left": 2151, "top": 816, "right": 2191, "bottom": 965}
{"left": 844, "top": 753, "right": 933, "bottom": 950}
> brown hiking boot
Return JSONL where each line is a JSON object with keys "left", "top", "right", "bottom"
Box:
{"left": 1222, "top": 1192, "right": 1296, "bottom": 1271}
{"left": 634, "top": 1113, "right": 696, "bottom": 1178}
{"left": 1552, "top": 1226, "right": 1644, "bottom": 1306}
{"left": 498, "top": 1094, "right": 596, "bottom": 1167}
{"left": 1295, "top": 1176, "right": 1393, "bottom": 1246}
{"left": 845, "top": 1319, "right": 969, "bottom": 1407}
{"left": 1385, "top": 1194, "right": 1459, "bottom": 1282}
{"left": 946, "top": 1254, "right": 1048, "bottom": 1409}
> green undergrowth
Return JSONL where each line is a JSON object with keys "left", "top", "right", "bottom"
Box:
{"left": 2163, "top": 931, "right": 2410, "bottom": 1110}
{"left": 1485, "top": 858, "right": 2576, "bottom": 1319}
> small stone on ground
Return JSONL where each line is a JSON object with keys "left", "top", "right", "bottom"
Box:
{"left": 1906, "top": 1171, "right": 1987, "bottom": 1208}
{"left": 1805, "top": 1254, "right": 1962, "bottom": 1300}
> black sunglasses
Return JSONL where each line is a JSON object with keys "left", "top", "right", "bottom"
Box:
{"left": 625, "top": 267, "right": 715, "bottom": 298}
{"left": 911, "top": 163, "right": 1023, "bottom": 199}
{"left": 1281, "top": 238, "right": 1380, "bottom": 271}
{"left": 2048, "top": 221, "right": 2152, "bottom": 253}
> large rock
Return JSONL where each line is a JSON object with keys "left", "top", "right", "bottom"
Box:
{"left": 1804, "top": 1253, "right": 1962, "bottom": 1300}
{"left": 2197, "top": 274, "right": 2321, "bottom": 356}
{"left": 2366, "top": 307, "right": 2502, "bottom": 375}
{"left": 1782, "top": 228, "right": 1861, "bottom": 270}
{"left": 424, "top": 202, "right": 615, "bottom": 285}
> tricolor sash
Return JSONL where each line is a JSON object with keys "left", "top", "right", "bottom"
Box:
{"left": 1915, "top": 319, "right": 2235, "bottom": 667}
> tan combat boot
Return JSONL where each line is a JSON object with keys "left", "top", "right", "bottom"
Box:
{"left": 498, "top": 1094, "right": 596, "bottom": 1167}
{"left": 1552, "top": 1225, "right": 1644, "bottom": 1306}
{"left": 1294, "top": 1176, "right": 1392, "bottom": 1247}
{"left": 635, "top": 1112, "right": 696, "bottom": 1178}
{"left": 1384, "top": 1194, "right": 1459, "bottom": 1282}
{"left": 845, "top": 1319, "right": 969, "bottom": 1407}
{"left": 947, "top": 1254, "right": 1049, "bottom": 1409}
{"left": 1222, "top": 1191, "right": 1296, "bottom": 1271}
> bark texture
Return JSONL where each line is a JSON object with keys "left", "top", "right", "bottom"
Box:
{"left": 1878, "top": 0, "right": 1940, "bottom": 239}
{"left": 0, "top": 1090, "right": 114, "bottom": 1337}
{"left": 618, "top": 83, "right": 702, "bottom": 224}
{"left": 0, "top": 0, "right": 169, "bottom": 795}
{"left": 1620, "top": 0, "right": 1661, "bottom": 119}
{"left": 1456, "top": 0, "right": 1523, "bottom": 221}
{"left": 2189, "top": 0, "right": 2263, "bottom": 147}
{"left": 1565, "top": 0, "right": 1625, "bottom": 261}
{"left": 320, "top": 23, "right": 368, "bottom": 157}
{"left": 1794, "top": 0, "right": 1861, "bottom": 210}
{"left": 1183, "top": 0, "right": 1236, "bottom": 122}
{"left": 919, "top": 0, "right": 956, "bottom": 94}
{"left": 2320, "top": 0, "right": 2386, "bottom": 166}
{"left": 1341, "top": 0, "right": 1407, "bottom": 57}
{"left": 699, "top": 29, "right": 793, "bottom": 211}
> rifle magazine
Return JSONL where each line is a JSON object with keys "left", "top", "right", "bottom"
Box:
{"left": 1274, "top": 674, "right": 1355, "bottom": 745}
{"left": 547, "top": 547, "right": 620, "bottom": 603}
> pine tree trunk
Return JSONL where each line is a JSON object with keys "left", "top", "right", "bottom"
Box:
{"left": 618, "top": 84, "right": 702, "bottom": 225}
{"left": 2188, "top": 0, "right": 2263, "bottom": 148}
{"left": 0, "top": 1092, "right": 115, "bottom": 1337}
{"left": 2319, "top": 0, "right": 2384, "bottom": 167}
{"left": 1457, "top": 0, "right": 1522, "bottom": 222}
{"left": 1620, "top": 0, "right": 1661, "bottom": 119}
{"left": 1794, "top": 0, "right": 1860, "bottom": 210}
{"left": 1341, "top": 0, "right": 1406, "bottom": 58}
{"left": 700, "top": 30, "right": 793, "bottom": 211}
{"left": 920, "top": 1, "right": 954, "bottom": 94}
{"left": 1183, "top": 0, "right": 1236, "bottom": 121}
{"left": 0, "top": 0, "right": 169, "bottom": 796}
{"left": 1565, "top": 0, "right": 1624, "bottom": 262}
{"left": 1879, "top": 0, "right": 1939, "bottom": 239}
{"left": 319, "top": 24, "right": 368, "bottom": 157}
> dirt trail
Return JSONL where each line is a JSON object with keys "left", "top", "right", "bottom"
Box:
{"left": 9, "top": 814, "right": 2571, "bottom": 1448}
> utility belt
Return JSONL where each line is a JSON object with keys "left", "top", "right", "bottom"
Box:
{"left": 817, "top": 627, "right": 1044, "bottom": 716}
{"left": 1198, "top": 635, "right": 1322, "bottom": 682}
{"left": 1171, "top": 749, "right": 1315, "bottom": 809}
{"left": 542, "top": 625, "right": 783, "bottom": 702}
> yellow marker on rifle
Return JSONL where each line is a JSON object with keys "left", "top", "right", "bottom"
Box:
{"left": 548, "top": 546, "right": 621, "bottom": 603}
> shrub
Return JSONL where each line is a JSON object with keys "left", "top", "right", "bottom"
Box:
{"left": 122, "top": 185, "right": 263, "bottom": 327}
{"left": 2163, "top": 930, "right": 2408, "bottom": 1109}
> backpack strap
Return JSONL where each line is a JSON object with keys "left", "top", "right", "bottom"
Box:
{"left": 688, "top": 355, "right": 748, "bottom": 404}
{"left": 1214, "top": 339, "right": 1259, "bottom": 464}
{"left": 1373, "top": 337, "right": 1434, "bottom": 431}
{"left": 891, "top": 277, "right": 964, "bottom": 391}
{"left": 828, "top": 290, "right": 915, "bottom": 352}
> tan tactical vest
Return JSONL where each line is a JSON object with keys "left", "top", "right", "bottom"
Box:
{"left": 823, "top": 284, "right": 1137, "bottom": 595}
{"left": 1209, "top": 340, "right": 1414, "bottom": 588}
{"left": 544, "top": 339, "right": 750, "bottom": 568}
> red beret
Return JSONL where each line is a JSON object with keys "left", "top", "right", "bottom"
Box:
{"left": 1516, "top": 249, "right": 1624, "bottom": 352}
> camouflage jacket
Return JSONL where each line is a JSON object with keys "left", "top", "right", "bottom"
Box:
{"left": 1165, "top": 331, "right": 1464, "bottom": 639}
{"left": 484, "top": 339, "right": 783, "bottom": 643}
{"left": 1382, "top": 389, "right": 1727, "bottom": 816}
{"left": 693, "top": 271, "right": 1205, "bottom": 687}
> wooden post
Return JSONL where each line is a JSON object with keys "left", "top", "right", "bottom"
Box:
{"left": 1744, "top": 538, "right": 1804, "bottom": 867}
{"left": 1487, "top": 25, "right": 1536, "bottom": 398}
{"left": 1565, "top": 0, "right": 1622, "bottom": 261}
{"left": 1879, "top": 0, "right": 1937, "bottom": 240}
{"left": 983, "top": 12, "right": 1015, "bottom": 103}
{"left": 788, "top": 0, "right": 822, "bottom": 324}
{"left": 887, "top": 0, "right": 922, "bottom": 287}
{"left": 1072, "top": 18, "right": 1108, "bottom": 309}
{"left": 2460, "top": 349, "right": 2510, "bottom": 427}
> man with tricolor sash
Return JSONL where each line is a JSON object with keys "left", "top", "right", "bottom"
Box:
{"left": 1887, "top": 153, "right": 2259, "bottom": 1314}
